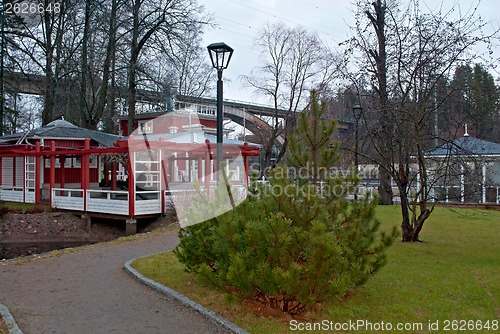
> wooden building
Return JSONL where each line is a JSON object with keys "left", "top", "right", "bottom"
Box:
{"left": 0, "top": 116, "right": 259, "bottom": 233}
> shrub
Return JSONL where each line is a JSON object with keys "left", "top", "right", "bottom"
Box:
{"left": 174, "top": 91, "right": 397, "bottom": 314}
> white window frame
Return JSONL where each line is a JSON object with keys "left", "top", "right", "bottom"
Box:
{"left": 138, "top": 120, "right": 153, "bottom": 134}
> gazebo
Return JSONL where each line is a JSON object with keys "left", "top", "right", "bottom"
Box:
{"left": 0, "top": 119, "right": 123, "bottom": 203}
{"left": 0, "top": 119, "right": 260, "bottom": 233}
{"left": 424, "top": 130, "right": 500, "bottom": 204}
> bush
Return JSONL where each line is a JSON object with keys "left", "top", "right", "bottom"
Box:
{"left": 174, "top": 91, "right": 397, "bottom": 314}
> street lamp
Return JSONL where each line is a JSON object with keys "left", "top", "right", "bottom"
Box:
{"left": 207, "top": 42, "right": 233, "bottom": 182}
{"left": 352, "top": 104, "right": 363, "bottom": 201}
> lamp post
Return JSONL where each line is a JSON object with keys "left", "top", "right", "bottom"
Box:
{"left": 352, "top": 104, "right": 363, "bottom": 201}
{"left": 207, "top": 42, "right": 233, "bottom": 182}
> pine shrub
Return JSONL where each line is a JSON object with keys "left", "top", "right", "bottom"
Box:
{"left": 174, "top": 91, "right": 398, "bottom": 314}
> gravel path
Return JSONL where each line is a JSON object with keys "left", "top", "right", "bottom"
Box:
{"left": 0, "top": 226, "right": 231, "bottom": 334}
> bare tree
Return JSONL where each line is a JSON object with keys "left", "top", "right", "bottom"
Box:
{"left": 80, "top": 0, "right": 92, "bottom": 127}
{"left": 125, "top": 0, "right": 210, "bottom": 135}
{"left": 77, "top": 0, "right": 123, "bottom": 130}
{"left": 242, "top": 23, "right": 338, "bottom": 172}
{"left": 3, "top": 0, "right": 211, "bottom": 133}
{"left": 345, "top": 0, "right": 499, "bottom": 241}
{"left": 2, "top": 0, "right": 84, "bottom": 125}
{"left": 171, "top": 29, "right": 213, "bottom": 97}
{"left": 95, "top": 0, "right": 120, "bottom": 129}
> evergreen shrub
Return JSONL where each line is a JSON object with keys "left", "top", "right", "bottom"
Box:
{"left": 174, "top": 91, "right": 398, "bottom": 314}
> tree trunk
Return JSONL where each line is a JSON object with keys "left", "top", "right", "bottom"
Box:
{"left": 43, "top": 58, "right": 55, "bottom": 126}
{"left": 127, "top": 61, "right": 137, "bottom": 135}
{"left": 274, "top": 137, "right": 288, "bottom": 166}
{"left": 398, "top": 160, "right": 414, "bottom": 242}
{"left": 412, "top": 208, "right": 431, "bottom": 242}
{"left": 127, "top": 0, "right": 166, "bottom": 135}
{"left": 400, "top": 190, "right": 413, "bottom": 242}
{"left": 366, "top": 0, "right": 394, "bottom": 205}
{"left": 42, "top": 8, "right": 54, "bottom": 126}
{"left": 80, "top": 0, "right": 91, "bottom": 128}
{"left": 103, "top": 51, "right": 117, "bottom": 134}
{"left": 127, "top": 0, "right": 140, "bottom": 136}
{"left": 400, "top": 173, "right": 432, "bottom": 242}
{"left": 378, "top": 167, "right": 393, "bottom": 205}
{"left": 262, "top": 141, "right": 273, "bottom": 175}
{"left": 96, "top": 0, "right": 117, "bottom": 130}
{"left": 261, "top": 123, "right": 280, "bottom": 175}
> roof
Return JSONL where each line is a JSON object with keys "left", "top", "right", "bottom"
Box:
{"left": 425, "top": 135, "right": 500, "bottom": 157}
{"left": 0, "top": 120, "right": 123, "bottom": 148}
{"left": 138, "top": 131, "right": 261, "bottom": 147}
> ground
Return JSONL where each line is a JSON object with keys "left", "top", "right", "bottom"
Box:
{"left": 0, "top": 210, "right": 172, "bottom": 259}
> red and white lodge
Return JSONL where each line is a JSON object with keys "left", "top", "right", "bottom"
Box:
{"left": 0, "top": 111, "right": 259, "bottom": 231}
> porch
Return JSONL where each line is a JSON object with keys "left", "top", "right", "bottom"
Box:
{"left": 0, "top": 136, "right": 258, "bottom": 233}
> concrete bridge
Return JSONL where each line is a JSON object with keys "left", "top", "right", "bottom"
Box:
{"left": 4, "top": 71, "right": 350, "bottom": 142}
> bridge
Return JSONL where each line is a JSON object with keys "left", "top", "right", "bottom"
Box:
{"left": 4, "top": 71, "right": 350, "bottom": 142}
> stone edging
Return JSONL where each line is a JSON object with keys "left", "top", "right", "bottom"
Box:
{"left": 0, "top": 303, "right": 23, "bottom": 334}
{"left": 124, "top": 255, "right": 248, "bottom": 334}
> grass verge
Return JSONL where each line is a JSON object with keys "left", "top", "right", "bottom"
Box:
{"left": 0, "top": 315, "right": 7, "bottom": 334}
{"left": 132, "top": 205, "right": 500, "bottom": 333}
{"left": 0, "top": 201, "right": 51, "bottom": 213}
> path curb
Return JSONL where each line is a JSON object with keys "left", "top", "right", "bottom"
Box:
{"left": 0, "top": 303, "right": 23, "bottom": 334}
{"left": 124, "top": 255, "right": 248, "bottom": 334}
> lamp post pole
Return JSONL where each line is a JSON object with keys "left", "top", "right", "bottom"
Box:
{"left": 207, "top": 42, "right": 233, "bottom": 184}
{"left": 216, "top": 69, "right": 223, "bottom": 180}
{"left": 353, "top": 104, "right": 363, "bottom": 201}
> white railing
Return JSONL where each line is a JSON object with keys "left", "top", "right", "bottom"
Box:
{"left": 431, "top": 185, "right": 461, "bottom": 203}
{"left": 0, "top": 186, "right": 25, "bottom": 203}
{"left": 87, "top": 189, "right": 129, "bottom": 215}
{"left": 52, "top": 188, "right": 85, "bottom": 211}
{"left": 25, "top": 190, "right": 36, "bottom": 203}
{"left": 135, "top": 191, "right": 162, "bottom": 215}
{"left": 430, "top": 185, "right": 500, "bottom": 204}
{"left": 51, "top": 188, "right": 163, "bottom": 215}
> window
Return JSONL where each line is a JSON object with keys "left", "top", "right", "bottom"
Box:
{"left": 138, "top": 120, "right": 153, "bottom": 134}
{"left": 44, "top": 156, "right": 72, "bottom": 168}
{"left": 72, "top": 155, "right": 97, "bottom": 168}
{"left": 89, "top": 155, "right": 98, "bottom": 168}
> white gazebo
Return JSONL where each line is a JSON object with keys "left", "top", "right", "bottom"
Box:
{"left": 424, "top": 130, "right": 500, "bottom": 204}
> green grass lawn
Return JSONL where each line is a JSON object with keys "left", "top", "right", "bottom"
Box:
{"left": 0, "top": 316, "right": 7, "bottom": 334}
{"left": 132, "top": 205, "right": 500, "bottom": 333}
{"left": 0, "top": 201, "right": 51, "bottom": 213}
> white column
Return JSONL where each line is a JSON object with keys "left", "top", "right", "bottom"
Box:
{"left": 210, "top": 160, "right": 214, "bottom": 181}
{"left": 429, "top": 163, "right": 435, "bottom": 202}
{"left": 173, "top": 152, "right": 178, "bottom": 182}
{"left": 482, "top": 162, "right": 487, "bottom": 203}
{"left": 416, "top": 171, "right": 420, "bottom": 201}
{"left": 460, "top": 163, "right": 465, "bottom": 203}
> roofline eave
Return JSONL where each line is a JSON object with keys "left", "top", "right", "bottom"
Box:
{"left": 424, "top": 154, "right": 500, "bottom": 159}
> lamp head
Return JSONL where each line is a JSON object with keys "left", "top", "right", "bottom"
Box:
{"left": 352, "top": 104, "right": 363, "bottom": 120}
{"left": 207, "top": 42, "right": 234, "bottom": 71}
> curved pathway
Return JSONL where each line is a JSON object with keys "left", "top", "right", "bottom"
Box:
{"left": 0, "top": 226, "right": 231, "bottom": 334}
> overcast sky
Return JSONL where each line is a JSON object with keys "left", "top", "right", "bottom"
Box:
{"left": 196, "top": 0, "right": 499, "bottom": 105}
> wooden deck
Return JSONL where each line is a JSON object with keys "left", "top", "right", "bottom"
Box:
{"left": 0, "top": 186, "right": 35, "bottom": 204}
{"left": 50, "top": 188, "right": 163, "bottom": 217}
